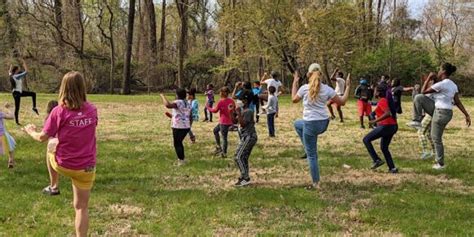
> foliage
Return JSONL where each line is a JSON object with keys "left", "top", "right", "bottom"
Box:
{"left": 351, "top": 40, "right": 435, "bottom": 84}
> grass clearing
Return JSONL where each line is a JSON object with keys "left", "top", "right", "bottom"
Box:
{"left": 0, "top": 93, "right": 472, "bottom": 236}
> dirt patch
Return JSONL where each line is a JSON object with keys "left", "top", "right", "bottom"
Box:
{"left": 109, "top": 204, "right": 144, "bottom": 217}
{"left": 326, "top": 169, "right": 473, "bottom": 194}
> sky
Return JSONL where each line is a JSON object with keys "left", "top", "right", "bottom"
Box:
{"left": 153, "top": 0, "right": 429, "bottom": 19}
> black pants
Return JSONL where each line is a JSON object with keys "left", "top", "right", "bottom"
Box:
{"left": 12, "top": 91, "right": 37, "bottom": 124}
{"left": 235, "top": 134, "right": 258, "bottom": 180}
{"left": 204, "top": 101, "right": 214, "bottom": 121}
{"left": 363, "top": 125, "right": 398, "bottom": 169}
{"left": 214, "top": 124, "right": 231, "bottom": 154}
{"left": 255, "top": 99, "right": 260, "bottom": 123}
{"left": 173, "top": 128, "right": 190, "bottom": 160}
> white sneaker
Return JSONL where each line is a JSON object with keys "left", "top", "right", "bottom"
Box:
{"left": 420, "top": 152, "right": 434, "bottom": 160}
{"left": 177, "top": 160, "right": 187, "bottom": 166}
{"left": 432, "top": 163, "right": 445, "bottom": 170}
{"left": 407, "top": 121, "right": 422, "bottom": 129}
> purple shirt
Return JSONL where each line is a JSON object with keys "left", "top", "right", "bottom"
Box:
{"left": 43, "top": 102, "right": 98, "bottom": 170}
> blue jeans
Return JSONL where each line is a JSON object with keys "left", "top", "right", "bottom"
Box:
{"left": 294, "top": 119, "right": 330, "bottom": 183}
{"left": 363, "top": 125, "right": 398, "bottom": 169}
{"left": 267, "top": 113, "right": 276, "bottom": 136}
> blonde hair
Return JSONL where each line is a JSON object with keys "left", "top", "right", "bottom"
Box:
{"left": 308, "top": 71, "right": 322, "bottom": 102}
{"left": 58, "top": 71, "right": 87, "bottom": 110}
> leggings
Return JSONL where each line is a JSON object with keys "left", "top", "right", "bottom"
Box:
{"left": 363, "top": 125, "right": 398, "bottom": 169}
{"left": 214, "top": 124, "right": 231, "bottom": 154}
{"left": 204, "top": 101, "right": 214, "bottom": 121}
{"left": 12, "top": 91, "right": 37, "bottom": 124}
{"left": 172, "top": 128, "right": 190, "bottom": 160}
{"left": 235, "top": 134, "right": 257, "bottom": 180}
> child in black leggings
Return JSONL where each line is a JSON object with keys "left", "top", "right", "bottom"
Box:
{"left": 161, "top": 89, "right": 193, "bottom": 166}
{"left": 9, "top": 59, "right": 39, "bottom": 125}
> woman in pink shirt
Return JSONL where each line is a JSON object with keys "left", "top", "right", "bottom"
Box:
{"left": 207, "top": 87, "right": 235, "bottom": 158}
{"left": 25, "top": 71, "right": 98, "bottom": 237}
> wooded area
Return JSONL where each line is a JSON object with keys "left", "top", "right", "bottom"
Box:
{"left": 0, "top": 0, "right": 473, "bottom": 94}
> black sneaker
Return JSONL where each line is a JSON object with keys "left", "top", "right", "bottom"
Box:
{"left": 300, "top": 153, "right": 307, "bottom": 159}
{"left": 32, "top": 108, "right": 39, "bottom": 115}
{"left": 371, "top": 159, "right": 385, "bottom": 170}
{"left": 389, "top": 168, "right": 399, "bottom": 173}
{"left": 234, "top": 178, "right": 250, "bottom": 187}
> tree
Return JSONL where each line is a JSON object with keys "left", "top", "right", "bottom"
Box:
{"left": 159, "top": 0, "right": 167, "bottom": 63}
{"left": 97, "top": 0, "right": 116, "bottom": 94}
{"left": 122, "top": 0, "right": 136, "bottom": 94}
{"left": 176, "top": 0, "right": 189, "bottom": 88}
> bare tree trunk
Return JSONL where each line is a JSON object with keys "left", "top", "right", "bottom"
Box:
{"left": 176, "top": 0, "right": 189, "bottom": 88}
{"left": 144, "top": 0, "right": 157, "bottom": 93}
{"left": 122, "top": 0, "right": 136, "bottom": 95}
{"left": 0, "top": 0, "right": 16, "bottom": 50}
{"left": 159, "top": 0, "right": 167, "bottom": 63}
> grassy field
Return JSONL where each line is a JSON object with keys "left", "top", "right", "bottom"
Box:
{"left": 0, "top": 93, "right": 472, "bottom": 236}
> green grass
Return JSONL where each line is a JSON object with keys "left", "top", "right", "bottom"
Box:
{"left": 0, "top": 93, "right": 472, "bottom": 236}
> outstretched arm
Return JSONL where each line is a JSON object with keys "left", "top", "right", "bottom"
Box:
{"left": 24, "top": 124, "right": 50, "bottom": 142}
{"left": 454, "top": 93, "right": 471, "bottom": 127}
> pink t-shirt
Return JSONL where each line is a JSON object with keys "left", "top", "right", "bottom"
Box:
{"left": 43, "top": 102, "right": 98, "bottom": 170}
{"left": 208, "top": 98, "right": 235, "bottom": 125}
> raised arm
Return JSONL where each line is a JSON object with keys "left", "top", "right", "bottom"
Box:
{"left": 454, "top": 93, "right": 471, "bottom": 127}
{"left": 422, "top": 72, "right": 436, "bottom": 94}
{"left": 291, "top": 72, "right": 302, "bottom": 103}
{"left": 331, "top": 73, "right": 352, "bottom": 106}
{"left": 21, "top": 59, "right": 28, "bottom": 73}
{"left": 330, "top": 68, "right": 339, "bottom": 82}
{"left": 232, "top": 82, "right": 242, "bottom": 99}
{"left": 260, "top": 72, "right": 269, "bottom": 84}
{"left": 160, "top": 94, "right": 178, "bottom": 109}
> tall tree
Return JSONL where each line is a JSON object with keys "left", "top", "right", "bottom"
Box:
{"left": 159, "top": 0, "right": 167, "bottom": 63}
{"left": 122, "top": 0, "right": 136, "bottom": 94}
{"left": 97, "top": 0, "right": 116, "bottom": 94}
{"left": 144, "top": 0, "right": 157, "bottom": 61}
{"left": 176, "top": 0, "right": 189, "bottom": 87}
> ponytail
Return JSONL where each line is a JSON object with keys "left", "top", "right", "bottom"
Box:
{"left": 308, "top": 71, "right": 321, "bottom": 102}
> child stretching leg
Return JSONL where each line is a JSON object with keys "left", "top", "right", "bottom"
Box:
{"left": 25, "top": 71, "right": 98, "bottom": 237}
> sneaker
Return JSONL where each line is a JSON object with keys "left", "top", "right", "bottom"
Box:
{"left": 300, "top": 153, "right": 307, "bottom": 159}
{"left": 234, "top": 178, "right": 251, "bottom": 187}
{"left": 360, "top": 125, "right": 366, "bottom": 129}
{"left": 304, "top": 182, "right": 320, "bottom": 190}
{"left": 229, "top": 125, "right": 239, "bottom": 132}
{"left": 432, "top": 163, "right": 445, "bottom": 170}
{"left": 177, "top": 159, "right": 187, "bottom": 166}
{"left": 190, "top": 135, "right": 196, "bottom": 144}
{"left": 388, "top": 168, "right": 399, "bottom": 173}
{"left": 42, "top": 186, "right": 60, "bottom": 196}
{"left": 407, "top": 121, "right": 422, "bottom": 129}
{"left": 213, "top": 147, "right": 222, "bottom": 155}
{"left": 371, "top": 159, "right": 385, "bottom": 170}
{"left": 32, "top": 108, "right": 39, "bottom": 115}
{"left": 202, "top": 119, "right": 208, "bottom": 122}
{"left": 420, "top": 152, "right": 434, "bottom": 160}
